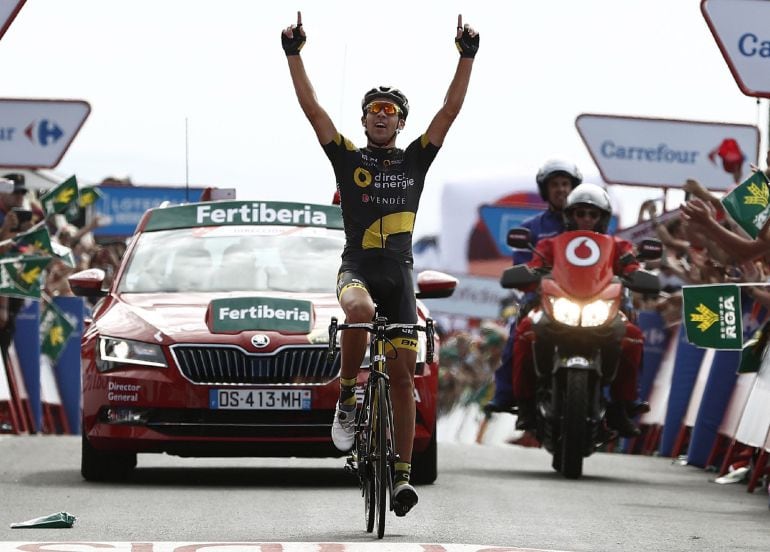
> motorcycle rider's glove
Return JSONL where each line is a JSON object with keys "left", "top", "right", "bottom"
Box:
{"left": 281, "top": 25, "right": 305, "bottom": 56}
{"left": 455, "top": 26, "right": 479, "bottom": 58}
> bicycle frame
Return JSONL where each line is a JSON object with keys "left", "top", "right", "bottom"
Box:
{"left": 328, "top": 315, "right": 434, "bottom": 538}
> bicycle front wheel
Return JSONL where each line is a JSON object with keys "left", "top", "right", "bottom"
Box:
{"left": 374, "top": 375, "right": 390, "bottom": 539}
{"left": 360, "top": 401, "right": 375, "bottom": 533}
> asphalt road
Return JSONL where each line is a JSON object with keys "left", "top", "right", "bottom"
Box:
{"left": 0, "top": 435, "right": 768, "bottom": 551}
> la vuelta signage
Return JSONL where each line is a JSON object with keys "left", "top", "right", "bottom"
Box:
{"left": 702, "top": 0, "right": 770, "bottom": 98}
{"left": 576, "top": 113, "right": 759, "bottom": 190}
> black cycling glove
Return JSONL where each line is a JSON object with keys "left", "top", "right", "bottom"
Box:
{"left": 455, "top": 27, "right": 479, "bottom": 59}
{"left": 281, "top": 25, "right": 305, "bottom": 56}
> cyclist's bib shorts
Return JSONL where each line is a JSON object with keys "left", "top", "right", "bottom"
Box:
{"left": 337, "top": 257, "right": 418, "bottom": 352}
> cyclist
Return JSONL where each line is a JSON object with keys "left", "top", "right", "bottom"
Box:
{"left": 281, "top": 11, "right": 479, "bottom": 515}
{"left": 484, "top": 160, "right": 582, "bottom": 422}
{"left": 511, "top": 183, "right": 645, "bottom": 437}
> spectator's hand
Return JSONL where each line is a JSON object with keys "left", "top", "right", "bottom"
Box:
{"left": 281, "top": 11, "right": 306, "bottom": 56}
{"left": 683, "top": 178, "right": 707, "bottom": 199}
{"left": 455, "top": 14, "right": 479, "bottom": 58}
{"left": 680, "top": 198, "right": 715, "bottom": 226}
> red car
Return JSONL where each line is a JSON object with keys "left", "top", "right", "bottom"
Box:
{"left": 69, "top": 199, "right": 456, "bottom": 483}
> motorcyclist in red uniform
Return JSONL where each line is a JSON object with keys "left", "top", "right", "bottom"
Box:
{"left": 511, "top": 183, "right": 645, "bottom": 437}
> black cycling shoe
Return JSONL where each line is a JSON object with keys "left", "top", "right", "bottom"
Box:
{"left": 606, "top": 401, "right": 641, "bottom": 438}
{"left": 393, "top": 483, "right": 418, "bottom": 517}
{"left": 514, "top": 399, "right": 537, "bottom": 431}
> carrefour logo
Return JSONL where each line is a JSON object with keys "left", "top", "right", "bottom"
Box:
{"left": 738, "top": 33, "right": 770, "bottom": 58}
{"left": 565, "top": 236, "right": 600, "bottom": 267}
{"left": 600, "top": 141, "right": 699, "bottom": 165}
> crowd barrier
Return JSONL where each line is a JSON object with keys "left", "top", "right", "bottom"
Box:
{"left": 0, "top": 297, "right": 85, "bottom": 435}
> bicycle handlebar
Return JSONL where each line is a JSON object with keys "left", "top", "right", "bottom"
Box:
{"left": 327, "top": 316, "right": 435, "bottom": 365}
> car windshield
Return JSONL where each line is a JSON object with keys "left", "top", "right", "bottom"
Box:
{"left": 118, "top": 225, "right": 344, "bottom": 294}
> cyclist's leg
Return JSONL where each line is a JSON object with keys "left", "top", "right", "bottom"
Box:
{"left": 333, "top": 268, "right": 376, "bottom": 450}
{"left": 382, "top": 261, "right": 419, "bottom": 515}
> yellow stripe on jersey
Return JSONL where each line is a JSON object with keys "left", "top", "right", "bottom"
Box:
{"left": 385, "top": 337, "right": 419, "bottom": 353}
{"left": 362, "top": 212, "right": 416, "bottom": 249}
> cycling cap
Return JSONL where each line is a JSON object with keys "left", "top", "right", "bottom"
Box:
{"left": 564, "top": 183, "right": 612, "bottom": 233}
{"left": 535, "top": 159, "right": 582, "bottom": 200}
{"left": 362, "top": 86, "right": 409, "bottom": 119}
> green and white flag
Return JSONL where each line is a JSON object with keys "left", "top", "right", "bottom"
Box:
{"left": 13, "top": 223, "right": 53, "bottom": 257}
{"left": 40, "top": 175, "right": 79, "bottom": 216}
{"left": 682, "top": 284, "right": 743, "bottom": 350}
{"left": 51, "top": 241, "right": 76, "bottom": 268}
{"left": 0, "top": 255, "right": 51, "bottom": 300}
{"left": 721, "top": 170, "right": 770, "bottom": 238}
{"left": 78, "top": 186, "right": 103, "bottom": 207}
{"left": 40, "top": 298, "right": 75, "bottom": 364}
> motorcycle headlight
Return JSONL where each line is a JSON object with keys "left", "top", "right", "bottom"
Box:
{"left": 550, "top": 297, "right": 581, "bottom": 326}
{"left": 97, "top": 336, "right": 167, "bottom": 372}
{"left": 581, "top": 300, "right": 614, "bottom": 327}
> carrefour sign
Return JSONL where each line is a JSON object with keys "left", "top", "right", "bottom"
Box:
{"left": 576, "top": 114, "right": 759, "bottom": 190}
{"left": 702, "top": 0, "right": 770, "bottom": 98}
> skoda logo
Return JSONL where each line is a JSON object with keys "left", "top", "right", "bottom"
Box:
{"left": 251, "top": 334, "right": 270, "bottom": 348}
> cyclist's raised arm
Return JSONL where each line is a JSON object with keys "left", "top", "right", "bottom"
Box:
{"left": 282, "top": 11, "right": 337, "bottom": 145}
{"left": 425, "top": 14, "right": 479, "bottom": 147}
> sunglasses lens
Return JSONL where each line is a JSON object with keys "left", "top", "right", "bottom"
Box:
{"left": 367, "top": 102, "right": 399, "bottom": 115}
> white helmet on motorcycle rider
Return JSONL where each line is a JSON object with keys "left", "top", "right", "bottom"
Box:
{"left": 563, "top": 183, "right": 612, "bottom": 233}
{"left": 535, "top": 160, "right": 583, "bottom": 204}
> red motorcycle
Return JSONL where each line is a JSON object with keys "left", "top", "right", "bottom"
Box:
{"left": 501, "top": 228, "right": 661, "bottom": 478}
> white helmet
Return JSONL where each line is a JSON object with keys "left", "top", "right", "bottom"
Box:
{"left": 564, "top": 183, "right": 612, "bottom": 233}
{"left": 535, "top": 159, "right": 582, "bottom": 201}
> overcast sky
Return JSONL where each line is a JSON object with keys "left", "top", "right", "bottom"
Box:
{"left": 1, "top": 0, "right": 767, "bottom": 235}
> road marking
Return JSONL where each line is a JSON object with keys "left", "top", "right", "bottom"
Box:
{"left": 2, "top": 543, "right": 572, "bottom": 551}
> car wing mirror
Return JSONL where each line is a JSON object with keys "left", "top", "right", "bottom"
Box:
{"left": 415, "top": 270, "right": 458, "bottom": 299}
{"left": 68, "top": 268, "right": 108, "bottom": 297}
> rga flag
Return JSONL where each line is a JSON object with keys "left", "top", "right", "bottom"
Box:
{"left": 40, "top": 175, "right": 79, "bottom": 216}
{"left": 682, "top": 284, "right": 743, "bottom": 350}
{"left": 721, "top": 170, "right": 770, "bottom": 239}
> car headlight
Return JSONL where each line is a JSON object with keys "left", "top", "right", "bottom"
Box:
{"left": 97, "top": 337, "right": 167, "bottom": 372}
{"left": 548, "top": 297, "right": 614, "bottom": 327}
{"left": 550, "top": 297, "right": 581, "bottom": 326}
{"left": 581, "top": 300, "right": 614, "bottom": 327}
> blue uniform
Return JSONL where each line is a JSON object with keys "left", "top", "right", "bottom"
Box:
{"left": 491, "top": 208, "right": 566, "bottom": 407}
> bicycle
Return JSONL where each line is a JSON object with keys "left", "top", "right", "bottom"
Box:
{"left": 327, "top": 315, "right": 434, "bottom": 539}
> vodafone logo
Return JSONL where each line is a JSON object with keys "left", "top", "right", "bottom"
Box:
{"left": 565, "top": 236, "right": 600, "bottom": 267}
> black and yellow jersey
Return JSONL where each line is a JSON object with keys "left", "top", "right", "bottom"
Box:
{"left": 323, "top": 133, "right": 439, "bottom": 264}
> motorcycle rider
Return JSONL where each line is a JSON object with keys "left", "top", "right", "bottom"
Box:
{"left": 511, "top": 183, "right": 645, "bottom": 437}
{"left": 485, "top": 160, "right": 582, "bottom": 420}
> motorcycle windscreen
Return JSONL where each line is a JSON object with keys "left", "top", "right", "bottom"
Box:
{"left": 549, "top": 231, "right": 616, "bottom": 299}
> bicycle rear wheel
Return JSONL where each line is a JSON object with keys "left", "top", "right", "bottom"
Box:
{"left": 374, "top": 376, "right": 389, "bottom": 539}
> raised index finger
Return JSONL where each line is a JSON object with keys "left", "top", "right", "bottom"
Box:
{"left": 297, "top": 11, "right": 302, "bottom": 26}
{"left": 457, "top": 14, "right": 463, "bottom": 29}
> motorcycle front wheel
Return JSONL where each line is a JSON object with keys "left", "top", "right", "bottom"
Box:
{"left": 560, "top": 369, "right": 589, "bottom": 479}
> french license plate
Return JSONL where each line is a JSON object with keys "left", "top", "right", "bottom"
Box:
{"left": 209, "top": 389, "right": 311, "bottom": 410}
